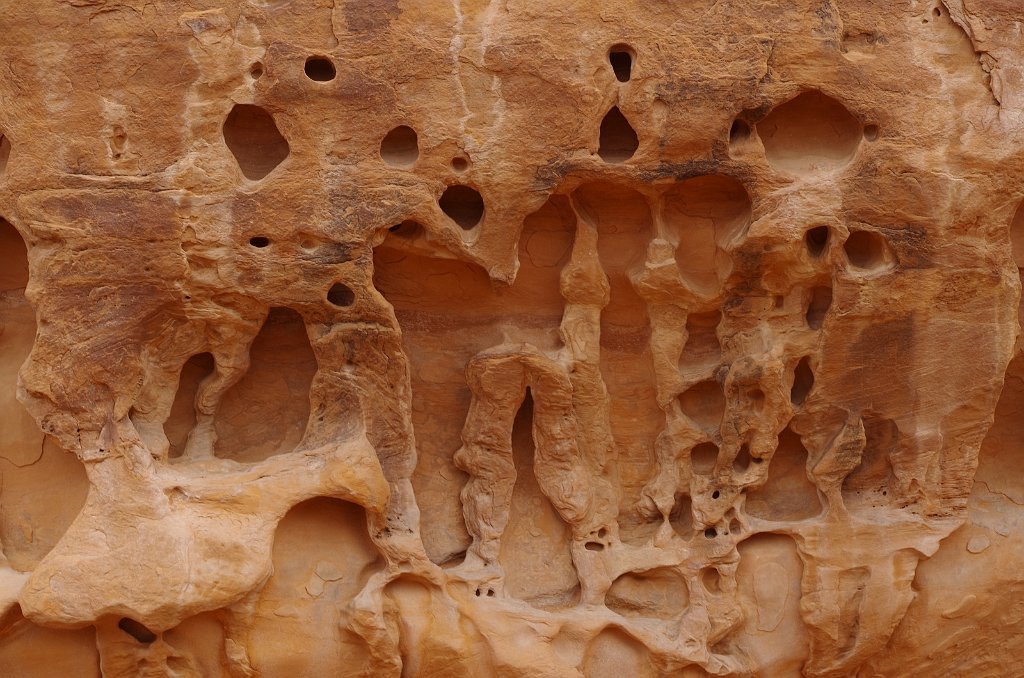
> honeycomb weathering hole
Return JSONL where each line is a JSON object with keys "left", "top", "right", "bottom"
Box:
{"left": 805, "top": 226, "right": 830, "bottom": 257}
{"left": 679, "top": 380, "right": 726, "bottom": 432}
{"left": 608, "top": 45, "right": 634, "bottom": 82}
{"left": 844, "top": 229, "right": 895, "bottom": 271}
{"left": 118, "top": 617, "right": 157, "bottom": 644}
{"left": 791, "top": 356, "right": 814, "bottom": 405}
{"left": 691, "top": 442, "right": 719, "bottom": 474}
{"left": 304, "top": 56, "right": 336, "bottom": 81}
{"left": 380, "top": 125, "right": 419, "bottom": 167}
{"left": 729, "top": 119, "right": 751, "bottom": 146}
{"left": 806, "top": 286, "right": 833, "bottom": 330}
{"left": 388, "top": 220, "right": 423, "bottom": 239}
{"left": 327, "top": 282, "right": 355, "bottom": 307}
{"left": 222, "top": 104, "right": 290, "bottom": 181}
{"left": 757, "top": 91, "right": 862, "bottom": 175}
{"left": 598, "top": 106, "right": 639, "bottom": 163}
{"left": 439, "top": 185, "right": 485, "bottom": 230}
{"left": 663, "top": 175, "right": 752, "bottom": 294}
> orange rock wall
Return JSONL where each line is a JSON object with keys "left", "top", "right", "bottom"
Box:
{"left": 0, "top": 1, "right": 1023, "bottom": 676}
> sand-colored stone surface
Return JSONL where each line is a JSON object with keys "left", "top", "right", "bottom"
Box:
{"left": 1, "top": 1, "right": 1023, "bottom": 675}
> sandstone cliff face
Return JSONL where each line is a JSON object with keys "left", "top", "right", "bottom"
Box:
{"left": 0, "top": 1, "right": 1023, "bottom": 676}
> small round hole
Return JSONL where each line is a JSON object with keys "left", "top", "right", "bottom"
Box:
{"left": 249, "top": 62, "right": 264, "bottom": 79}
{"left": 932, "top": 7, "right": 941, "bottom": 16}
{"left": 304, "top": 56, "right": 336, "bottom": 82}
{"left": 711, "top": 490, "right": 721, "bottom": 499}
{"left": 452, "top": 156, "right": 469, "bottom": 172}
{"left": 439, "top": 185, "right": 484, "bottom": 231}
{"left": 249, "top": 236, "right": 270, "bottom": 248}
{"left": 863, "top": 124, "right": 879, "bottom": 141}
{"left": 704, "top": 528, "right": 717, "bottom": 539}
{"left": 327, "top": 282, "right": 355, "bottom": 307}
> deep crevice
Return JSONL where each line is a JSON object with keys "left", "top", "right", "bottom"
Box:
{"left": 118, "top": 617, "right": 157, "bottom": 644}
{"left": 791, "top": 356, "right": 814, "bottom": 405}
{"left": 805, "top": 286, "right": 833, "bottom": 330}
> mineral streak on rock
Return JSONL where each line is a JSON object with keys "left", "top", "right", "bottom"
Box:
{"left": 0, "top": 1, "right": 1023, "bottom": 676}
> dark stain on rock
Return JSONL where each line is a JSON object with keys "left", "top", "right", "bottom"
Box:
{"left": 346, "top": 0, "right": 400, "bottom": 34}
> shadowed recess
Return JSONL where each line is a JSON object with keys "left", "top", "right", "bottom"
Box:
{"left": 249, "top": 497, "right": 381, "bottom": 675}
{"left": 304, "top": 56, "right": 336, "bottom": 81}
{"left": 498, "top": 392, "right": 579, "bottom": 608}
{"left": 222, "top": 104, "right": 290, "bottom": 180}
{"left": 598, "top": 107, "right": 639, "bottom": 163}
{"left": 758, "top": 91, "right": 862, "bottom": 175}
{"left": 729, "top": 119, "right": 751, "bottom": 146}
{"left": 0, "top": 135, "right": 10, "bottom": 176}
{"left": 745, "top": 427, "right": 821, "bottom": 521}
{"left": 327, "top": 282, "right": 356, "bottom": 307}
{"left": 118, "top": 618, "right": 156, "bottom": 644}
{"left": 608, "top": 45, "right": 634, "bottom": 82}
{"left": 605, "top": 568, "right": 688, "bottom": 619}
{"left": 439, "top": 185, "right": 485, "bottom": 230}
{"left": 679, "top": 380, "right": 726, "bottom": 432}
{"left": 380, "top": 125, "right": 419, "bottom": 167}
{"left": 791, "top": 356, "right": 814, "bottom": 405}
{"left": 806, "top": 286, "right": 832, "bottom": 330}
{"left": 845, "top": 230, "right": 895, "bottom": 271}
{"left": 805, "top": 226, "right": 830, "bottom": 257}
{"left": 662, "top": 175, "right": 752, "bottom": 294}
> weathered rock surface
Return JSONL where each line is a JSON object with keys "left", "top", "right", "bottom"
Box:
{"left": 0, "top": 1, "right": 1023, "bottom": 676}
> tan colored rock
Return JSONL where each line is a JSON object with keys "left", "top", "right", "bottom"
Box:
{"left": 0, "top": 1, "right": 1023, "bottom": 676}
